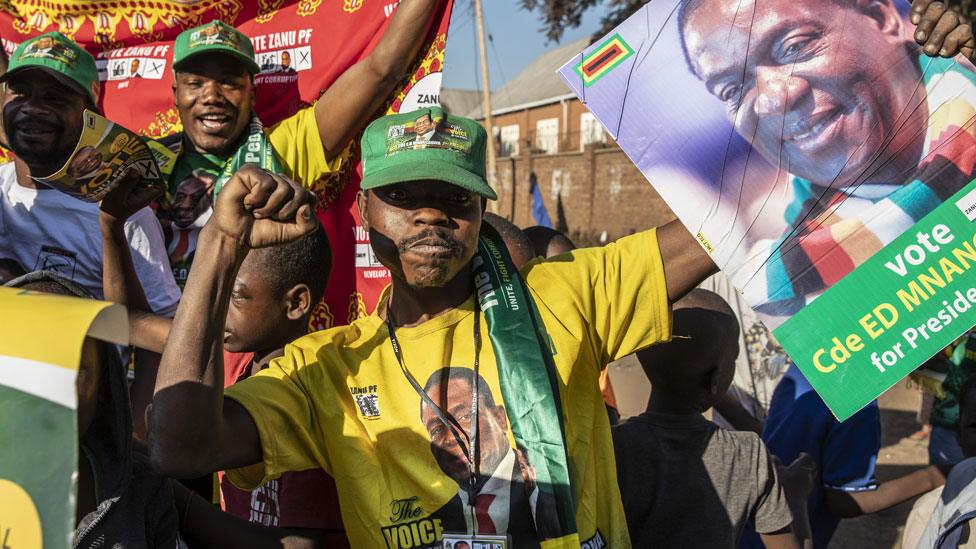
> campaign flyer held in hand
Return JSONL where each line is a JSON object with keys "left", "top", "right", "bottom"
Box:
{"left": 35, "top": 110, "right": 173, "bottom": 202}
{"left": 0, "top": 288, "right": 127, "bottom": 548}
{"left": 558, "top": 0, "right": 976, "bottom": 420}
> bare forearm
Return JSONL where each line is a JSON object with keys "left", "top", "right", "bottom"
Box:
{"left": 150, "top": 226, "right": 245, "bottom": 477}
{"left": 314, "top": 0, "right": 439, "bottom": 157}
{"left": 826, "top": 465, "right": 945, "bottom": 517}
{"left": 100, "top": 215, "right": 152, "bottom": 311}
{"left": 657, "top": 219, "right": 719, "bottom": 303}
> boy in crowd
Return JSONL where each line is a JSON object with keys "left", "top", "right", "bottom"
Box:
{"left": 4, "top": 271, "right": 179, "bottom": 548}
{"left": 99, "top": 179, "right": 346, "bottom": 546}
{"left": 615, "top": 289, "right": 809, "bottom": 548}
{"left": 918, "top": 375, "right": 976, "bottom": 546}
{"left": 736, "top": 363, "right": 946, "bottom": 548}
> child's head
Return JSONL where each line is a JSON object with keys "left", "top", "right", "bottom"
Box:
{"left": 959, "top": 374, "right": 976, "bottom": 458}
{"left": 636, "top": 289, "right": 739, "bottom": 412}
{"left": 224, "top": 225, "right": 331, "bottom": 354}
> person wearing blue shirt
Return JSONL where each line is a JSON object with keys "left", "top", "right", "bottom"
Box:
{"left": 738, "top": 365, "right": 945, "bottom": 548}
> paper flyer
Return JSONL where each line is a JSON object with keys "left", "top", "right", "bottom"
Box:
{"left": 0, "top": 287, "right": 127, "bottom": 548}
{"left": 34, "top": 109, "right": 174, "bottom": 202}
{"left": 558, "top": 0, "right": 976, "bottom": 420}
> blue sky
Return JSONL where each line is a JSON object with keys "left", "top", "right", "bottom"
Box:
{"left": 442, "top": 0, "right": 609, "bottom": 90}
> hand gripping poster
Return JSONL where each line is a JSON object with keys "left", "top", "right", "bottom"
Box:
{"left": 0, "top": 287, "right": 127, "bottom": 548}
{"left": 0, "top": 0, "right": 454, "bottom": 329}
{"left": 558, "top": 0, "right": 976, "bottom": 420}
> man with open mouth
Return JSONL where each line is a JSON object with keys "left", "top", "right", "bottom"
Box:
{"left": 679, "top": 0, "right": 976, "bottom": 320}
{"left": 160, "top": 1, "right": 439, "bottom": 284}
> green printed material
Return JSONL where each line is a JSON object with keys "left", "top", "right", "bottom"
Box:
{"left": 0, "top": 288, "right": 127, "bottom": 548}
{"left": 775, "top": 179, "right": 976, "bottom": 420}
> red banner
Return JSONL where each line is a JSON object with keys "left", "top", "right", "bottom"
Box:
{"left": 0, "top": 0, "right": 454, "bottom": 328}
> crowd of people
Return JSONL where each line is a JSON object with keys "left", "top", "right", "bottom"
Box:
{"left": 2, "top": 0, "right": 976, "bottom": 547}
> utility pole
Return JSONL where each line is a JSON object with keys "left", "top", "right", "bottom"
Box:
{"left": 473, "top": 0, "right": 498, "bottom": 198}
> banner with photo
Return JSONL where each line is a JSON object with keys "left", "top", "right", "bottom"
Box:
{"left": 558, "top": 0, "right": 976, "bottom": 420}
{"left": 0, "top": 0, "right": 454, "bottom": 328}
{"left": 0, "top": 287, "right": 127, "bottom": 548}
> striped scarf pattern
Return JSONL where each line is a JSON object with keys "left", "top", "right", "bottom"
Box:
{"left": 753, "top": 56, "right": 976, "bottom": 317}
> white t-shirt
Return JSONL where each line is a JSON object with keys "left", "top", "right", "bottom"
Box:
{"left": 0, "top": 162, "right": 181, "bottom": 315}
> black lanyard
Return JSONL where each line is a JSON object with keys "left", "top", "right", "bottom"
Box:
{"left": 385, "top": 300, "right": 483, "bottom": 507}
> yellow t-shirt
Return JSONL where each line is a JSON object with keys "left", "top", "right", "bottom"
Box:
{"left": 265, "top": 105, "right": 346, "bottom": 187}
{"left": 226, "top": 229, "right": 671, "bottom": 548}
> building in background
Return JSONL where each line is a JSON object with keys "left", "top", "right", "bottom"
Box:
{"left": 440, "top": 39, "right": 673, "bottom": 244}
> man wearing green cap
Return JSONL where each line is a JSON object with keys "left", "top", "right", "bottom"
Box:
{"left": 150, "top": 108, "right": 720, "bottom": 547}
{"left": 159, "top": 1, "right": 439, "bottom": 287}
{"left": 0, "top": 32, "right": 181, "bottom": 441}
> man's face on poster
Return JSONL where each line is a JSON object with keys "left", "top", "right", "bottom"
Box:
{"left": 68, "top": 146, "right": 102, "bottom": 178}
{"left": 682, "top": 0, "right": 922, "bottom": 188}
{"left": 281, "top": 51, "right": 291, "bottom": 69}
{"left": 172, "top": 174, "right": 211, "bottom": 227}
{"left": 130, "top": 59, "right": 140, "bottom": 75}
{"left": 423, "top": 375, "right": 511, "bottom": 486}
{"left": 414, "top": 114, "right": 434, "bottom": 136}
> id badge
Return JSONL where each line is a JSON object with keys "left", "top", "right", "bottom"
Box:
{"left": 441, "top": 532, "right": 510, "bottom": 549}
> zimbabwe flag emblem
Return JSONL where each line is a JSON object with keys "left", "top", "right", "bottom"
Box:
{"left": 574, "top": 34, "right": 634, "bottom": 87}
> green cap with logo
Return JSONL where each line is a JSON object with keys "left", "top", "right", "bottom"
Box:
{"left": 361, "top": 107, "right": 496, "bottom": 199}
{"left": 173, "top": 20, "right": 260, "bottom": 75}
{"left": 1, "top": 31, "right": 99, "bottom": 104}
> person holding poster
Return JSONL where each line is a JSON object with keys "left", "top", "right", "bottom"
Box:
{"left": 158, "top": 1, "right": 439, "bottom": 287}
{"left": 148, "top": 111, "right": 719, "bottom": 548}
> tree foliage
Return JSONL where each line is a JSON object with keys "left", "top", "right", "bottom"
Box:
{"left": 517, "top": 0, "right": 647, "bottom": 43}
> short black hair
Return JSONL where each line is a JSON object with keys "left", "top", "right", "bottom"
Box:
{"left": 249, "top": 224, "right": 331, "bottom": 306}
{"left": 483, "top": 212, "right": 535, "bottom": 268}
{"left": 420, "top": 367, "right": 497, "bottom": 420}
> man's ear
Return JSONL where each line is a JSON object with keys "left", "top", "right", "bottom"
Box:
{"left": 284, "top": 283, "right": 312, "bottom": 321}
{"left": 856, "top": 0, "right": 903, "bottom": 38}
{"left": 493, "top": 405, "right": 509, "bottom": 432}
{"left": 357, "top": 190, "right": 370, "bottom": 232}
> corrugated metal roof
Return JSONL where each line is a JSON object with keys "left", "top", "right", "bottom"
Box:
{"left": 465, "top": 37, "right": 590, "bottom": 119}
{"left": 439, "top": 88, "right": 483, "bottom": 117}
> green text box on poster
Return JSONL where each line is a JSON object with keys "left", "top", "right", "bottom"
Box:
{"left": 775, "top": 179, "right": 976, "bottom": 421}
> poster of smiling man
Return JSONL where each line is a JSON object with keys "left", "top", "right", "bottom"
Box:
{"left": 559, "top": 0, "right": 976, "bottom": 419}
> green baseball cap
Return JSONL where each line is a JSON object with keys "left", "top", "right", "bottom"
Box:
{"left": 173, "top": 20, "right": 260, "bottom": 75}
{"left": 361, "top": 107, "right": 496, "bottom": 199}
{"left": 1, "top": 32, "right": 99, "bottom": 104}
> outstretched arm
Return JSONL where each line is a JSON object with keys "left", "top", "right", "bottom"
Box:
{"left": 314, "top": 0, "right": 440, "bottom": 159}
{"left": 657, "top": 219, "right": 719, "bottom": 304}
{"left": 149, "top": 165, "right": 319, "bottom": 478}
{"left": 824, "top": 465, "right": 945, "bottom": 518}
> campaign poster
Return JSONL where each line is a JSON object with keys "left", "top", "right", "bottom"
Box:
{"left": 558, "top": 0, "right": 976, "bottom": 420}
{"left": 0, "top": 287, "right": 127, "bottom": 548}
{"left": 0, "top": 0, "right": 454, "bottom": 328}
{"left": 34, "top": 110, "right": 173, "bottom": 202}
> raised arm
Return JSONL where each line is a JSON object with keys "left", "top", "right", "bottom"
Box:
{"left": 99, "top": 175, "right": 172, "bottom": 353}
{"left": 314, "top": 0, "right": 439, "bottom": 159}
{"left": 149, "top": 165, "right": 319, "bottom": 478}
{"left": 657, "top": 219, "right": 719, "bottom": 304}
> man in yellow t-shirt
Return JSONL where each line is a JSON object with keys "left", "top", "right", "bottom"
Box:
{"left": 158, "top": 2, "right": 439, "bottom": 287}
{"left": 149, "top": 109, "right": 718, "bottom": 547}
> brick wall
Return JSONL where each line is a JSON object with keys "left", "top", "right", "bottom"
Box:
{"left": 489, "top": 145, "right": 676, "bottom": 246}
